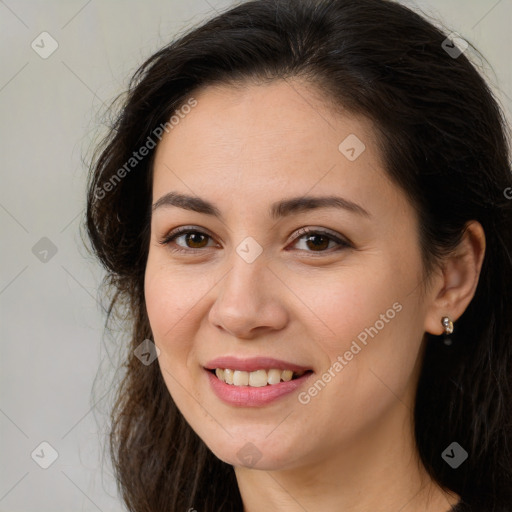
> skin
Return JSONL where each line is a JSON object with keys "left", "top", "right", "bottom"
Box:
{"left": 144, "top": 79, "right": 485, "bottom": 512}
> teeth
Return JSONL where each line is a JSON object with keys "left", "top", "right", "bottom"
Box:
{"left": 281, "top": 370, "right": 293, "bottom": 382}
{"left": 233, "top": 370, "right": 249, "bottom": 386}
{"left": 224, "top": 368, "right": 234, "bottom": 385}
{"left": 213, "top": 368, "right": 307, "bottom": 387}
{"left": 267, "top": 368, "right": 282, "bottom": 385}
{"left": 249, "top": 369, "right": 268, "bottom": 387}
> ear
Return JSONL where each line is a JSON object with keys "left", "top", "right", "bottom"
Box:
{"left": 424, "top": 220, "right": 486, "bottom": 336}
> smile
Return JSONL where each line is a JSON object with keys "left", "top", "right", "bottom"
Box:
{"left": 211, "top": 368, "right": 309, "bottom": 387}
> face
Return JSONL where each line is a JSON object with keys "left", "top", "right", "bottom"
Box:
{"left": 144, "top": 79, "right": 432, "bottom": 471}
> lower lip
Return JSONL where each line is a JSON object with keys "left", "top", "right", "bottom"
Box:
{"left": 205, "top": 369, "right": 314, "bottom": 407}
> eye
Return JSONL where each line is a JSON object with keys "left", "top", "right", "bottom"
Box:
{"left": 288, "top": 227, "right": 352, "bottom": 254}
{"left": 158, "top": 227, "right": 218, "bottom": 253}
{"left": 158, "top": 226, "right": 352, "bottom": 255}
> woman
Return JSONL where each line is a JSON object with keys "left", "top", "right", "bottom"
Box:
{"left": 85, "top": 0, "right": 512, "bottom": 510}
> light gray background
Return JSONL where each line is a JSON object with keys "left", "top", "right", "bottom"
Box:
{"left": 1, "top": 1, "right": 510, "bottom": 511}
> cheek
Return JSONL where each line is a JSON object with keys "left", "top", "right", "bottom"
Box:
{"left": 144, "top": 254, "right": 210, "bottom": 339}
{"left": 299, "top": 263, "right": 424, "bottom": 421}
{"left": 301, "top": 265, "right": 405, "bottom": 355}
{"left": 144, "top": 260, "right": 209, "bottom": 420}
{"left": 143, "top": 258, "right": 208, "bottom": 378}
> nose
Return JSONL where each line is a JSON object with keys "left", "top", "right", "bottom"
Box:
{"left": 208, "top": 256, "right": 289, "bottom": 339}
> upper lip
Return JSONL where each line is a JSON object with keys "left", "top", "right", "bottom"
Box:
{"left": 204, "top": 356, "right": 312, "bottom": 373}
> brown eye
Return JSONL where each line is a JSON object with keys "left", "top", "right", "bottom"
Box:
{"left": 159, "top": 228, "right": 217, "bottom": 253}
{"left": 302, "top": 233, "right": 330, "bottom": 251}
{"left": 182, "top": 232, "right": 209, "bottom": 249}
{"left": 291, "top": 228, "right": 351, "bottom": 253}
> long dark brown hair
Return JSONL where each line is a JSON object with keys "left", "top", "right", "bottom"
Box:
{"left": 84, "top": 0, "right": 512, "bottom": 510}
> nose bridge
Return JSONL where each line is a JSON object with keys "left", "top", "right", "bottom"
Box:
{"left": 209, "top": 246, "right": 288, "bottom": 337}
{"left": 221, "top": 230, "right": 269, "bottom": 296}
{"left": 219, "top": 247, "right": 270, "bottom": 312}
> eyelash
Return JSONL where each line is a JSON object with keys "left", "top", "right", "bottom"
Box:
{"left": 158, "top": 226, "right": 352, "bottom": 255}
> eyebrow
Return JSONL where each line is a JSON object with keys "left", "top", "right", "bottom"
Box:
{"left": 152, "top": 191, "right": 371, "bottom": 220}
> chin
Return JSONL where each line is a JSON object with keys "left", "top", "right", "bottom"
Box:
{"left": 204, "top": 433, "right": 303, "bottom": 471}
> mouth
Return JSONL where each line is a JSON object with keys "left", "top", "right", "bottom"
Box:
{"left": 207, "top": 367, "right": 313, "bottom": 387}
{"left": 203, "top": 356, "right": 314, "bottom": 406}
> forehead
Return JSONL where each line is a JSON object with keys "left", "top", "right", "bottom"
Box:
{"left": 156, "top": 79, "right": 369, "bottom": 160}
{"left": 151, "top": 79, "right": 401, "bottom": 219}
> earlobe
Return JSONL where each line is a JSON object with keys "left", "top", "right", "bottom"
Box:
{"left": 424, "top": 221, "right": 486, "bottom": 336}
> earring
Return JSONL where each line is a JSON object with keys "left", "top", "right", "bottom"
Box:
{"left": 441, "top": 316, "right": 454, "bottom": 346}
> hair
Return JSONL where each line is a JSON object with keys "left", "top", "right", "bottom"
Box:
{"left": 84, "top": 0, "right": 512, "bottom": 510}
